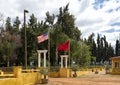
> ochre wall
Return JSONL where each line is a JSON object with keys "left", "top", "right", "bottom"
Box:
{"left": 110, "top": 57, "right": 120, "bottom": 74}
{"left": 0, "top": 73, "right": 39, "bottom": 85}
{"left": 60, "top": 68, "right": 70, "bottom": 78}
{"left": 49, "top": 68, "right": 94, "bottom": 78}
{"left": 48, "top": 72, "right": 59, "bottom": 77}
{"left": 0, "top": 66, "right": 41, "bottom": 85}
{"left": 0, "top": 67, "right": 105, "bottom": 85}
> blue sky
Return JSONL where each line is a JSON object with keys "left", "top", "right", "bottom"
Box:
{"left": 0, "top": 0, "right": 120, "bottom": 46}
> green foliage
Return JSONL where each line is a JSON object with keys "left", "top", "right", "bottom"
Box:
{"left": 57, "top": 3, "right": 81, "bottom": 41}
{"left": 0, "top": 4, "right": 115, "bottom": 68}
{"left": 45, "top": 11, "right": 55, "bottom": 26}
{"left": 5, "top": 17, "right": 12, "bottom": 32}
{"left": 91, "top": 56, "right": 96, "bottom": 62}
{"left": 40, "top": 68, "right": 48, "bottom": 79}
{"left": 96, "top": 34, "right": 114, "bottom": 62}
{"left": 71, "top": 65, "right": 79, "bottom": 77}
{"left": 105, "top": 64, "right": 111, "bottom": 74}
{"left": 85, "top": 33, "right": 114, "bottom": 63}
{"left": 79, "top": 44, "right": 91, "bottom": 66}
{"left": 0, "top": 30, "right": 21, "bottom": 66}
{"left": 71, "top": 65, "right": 79, "bottom": 71}
{"left": 40, "top": 68, "right": 48, "bottom": 75}
{"left": 116, "top": 40, "right": 120, "bottom": 56}
{"left": 0, "top": 4, "right": 86, "bottom": 67}
{"left": 13, "top": 16, "right": 21, "bottom": 34}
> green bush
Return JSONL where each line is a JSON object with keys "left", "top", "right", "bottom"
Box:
{"left": 40, "top": 68, "right": 48, "bottom": 79}
{"left": 71, "top": 65, "right": 79, "bottom": 77}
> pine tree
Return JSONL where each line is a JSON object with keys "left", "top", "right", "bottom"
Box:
{"left": 13, "top": 16, "right": 21, "bottom": 34}
{"left": 5, "top": 17, "right": 12, "bottom": 32}
{"left": 115, "top": 40, "right": 120, "bottom": 56}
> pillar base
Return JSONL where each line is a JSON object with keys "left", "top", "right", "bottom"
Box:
{"left": 60, "top": 68, "right": 70, "bottom": 78}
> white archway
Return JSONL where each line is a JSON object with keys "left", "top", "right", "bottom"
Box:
{"left": 37, "top": 50, "right": 48, "bottom": 68}
{"left": 60, "top": 55, "right": 68, "bottom": 68}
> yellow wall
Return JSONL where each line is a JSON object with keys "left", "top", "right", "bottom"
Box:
{"left": 49, "top": 68, "right": 93, "bottom": 78}
{"left": 0, "top": 66, "right": 105, "bottom": 85}
{"left": 111, "top": 57, "right": 120, "bottom": 74}
{"left": 60, "top": 68, "right": 70, "bottom": 78}
{"left": 0, "top": 66, "right": 42, "bottom": 85}
{"left": 0, "top": 73, "right": 39, "bottom": 85}
{"left": 48, "top": 72, "right": 59, "bottom": 77}
{"left": 77, "top": 70, "right": 91, "bottom": 76}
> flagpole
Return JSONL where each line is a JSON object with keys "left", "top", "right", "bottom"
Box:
{"left": 56, "top": 47, "right": 58, "bottom": 65}
{"left": 48, "top": 29, "right": 50, "bottom": 71}
{"left": 69, "top": 40, "right": 71, "bottom": 68}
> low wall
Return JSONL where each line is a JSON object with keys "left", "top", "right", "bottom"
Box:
{"left": 0, "top": 73, "right": 39, "bottom": 85}
{"left": 77, "top": 70, "right": 91, "bottom": 76}
{"left": 48, "top": 72, "right": 59, "bottom": 78}
{"left": 49, "top": 67, "right": 105, "bottom": 78}
{"left": 49, "top": 68, "right": 93, "bottom": 78}
{"left": 110, "top": 72, "right": 120, "bottom": 75}
{"left": 0, "top": 66, "right": 41, "bottom": 85}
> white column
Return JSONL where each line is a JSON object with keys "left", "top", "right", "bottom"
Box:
{"left": 38, "top": 53, "right": 41, "bottom": 67}
{"left": 44, "top": 52, "right": 46, "bottom": 68}
{"left": 65, "top": 57, "right": 68, "bottom": 68}
{"left": 61, "top": 57, "right": 63, "bottom": 68}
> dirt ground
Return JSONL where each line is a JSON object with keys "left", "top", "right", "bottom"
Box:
{"left": 48, "top": 71, "right": 120, "bottom": 85}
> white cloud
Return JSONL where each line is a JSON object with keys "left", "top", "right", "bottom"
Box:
{"left": 75, "top": 0, "right": 120, "bottom": 46}
{"left": 0, "top": 0, "right": 120, "bottom": 46}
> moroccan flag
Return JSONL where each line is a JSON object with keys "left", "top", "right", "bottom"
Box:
{"left": 57, "top": 41, "right": 70, "bottom": 51}
{"left": 37, "top": 32, "right": 48, "bottom": 43}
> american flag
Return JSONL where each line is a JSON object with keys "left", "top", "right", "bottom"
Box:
{"left": 37, "top": 32, "right": 48, "bottom": 43}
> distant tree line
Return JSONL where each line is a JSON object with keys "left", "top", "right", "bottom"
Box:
{"left": 0, "top": 4, "right": 118, "bottom": 67}
{"left": 85, "top": 33, "right": 115, "bottom": 65}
